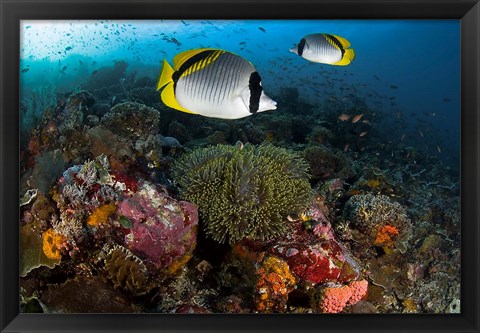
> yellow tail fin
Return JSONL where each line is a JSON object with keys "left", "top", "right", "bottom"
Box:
{"left": 333, "top": 48, "right": 355, "bottom": 66}
{"left": 157, "top": 59, "right": 174, "bottom": 91}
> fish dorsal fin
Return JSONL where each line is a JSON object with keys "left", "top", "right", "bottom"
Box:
{"left": 323, "top": 34, "right": 341, "bottom": 51}
{"left": 328, "top": 34, "right": 351, "bottom": 48}
{"left": 157, "top": 59, "right": 175, "bottom": 91}
{"left": 178, "top": 49, "right": 223, "bottom": 80}
{"left": 160, "top": 82, "right": 196, "bottom": 114}
{"left": 333, "top": 48, "right": 355, "bottom": 66}
{"left": 173, "top": 48, "right": 219, "bottom": 68}
{"left": 173, "top": 49, "right": 225, "bottom": 82}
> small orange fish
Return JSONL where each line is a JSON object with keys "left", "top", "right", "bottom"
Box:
{"left": 352, "top": 114, "right": 364, "bottom": 123}
{"left": 344, "top": 143, "right": 350, "bottom": 151}
{"left": 362, "top": 119, "right": 370, "bottom": 125}
{"left": 339, "top": 114, "right": 350, "bottom": 121}
{"left": 359, "top": 131, "right": 368, "bottom": 137}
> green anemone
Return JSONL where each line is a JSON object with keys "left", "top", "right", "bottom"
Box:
{"left": 172, "top": 143, "right": 313, "bottom": 244}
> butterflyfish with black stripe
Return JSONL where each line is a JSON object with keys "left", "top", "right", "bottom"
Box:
{"left": 290, "top": 33, "right": 355, "bottom": 66}
{"left": 156, "top": 48, "right": 277, "bottom": 119}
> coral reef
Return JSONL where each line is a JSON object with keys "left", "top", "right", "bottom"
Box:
{"left": 344, "top": 193, "right": 412, "bottom": 251}
{"left": 311, "top": 279, "right": 368, "bottom": 313}
{"left": 18, "top": 57, "right": 461, "bottom": 314}
{"left": 254, "top": 255, "right": 296, "bottom": 313}
{"left": 215, "top": 198, "right": 365, "bottom": 314}
{"left": 172, "top": 143, "right": 313, "bottom": 244}
{"left": 25, "top": 149, "right": 66, "bottom": 194}
{"left": 40, "top": 275, "right": 140, "bottom": 313}
{"left": 301, "top": 145, "right": 354, "bottom": 181}
{"left": 20, "top": 222, "right": 61, "bottom": 277}
{"left": 86, "top": 203, "right": 117, "bottom": 227}
{"left": 42, "top": 228, "right": 67, "bottom": 260}
{"left": 20, "top": 84, "right": 57, "bottom": 145}
{"left": 104, "top": 245, "right": 148, "bottom": 295}
{"left": 52, "top": 155, "right": 121, "bottom": 243}
{"left": 101, "top": 102, "right": 160, "bottom": 139}
{"left": 268, "top": 219, "right": 361, "bottom": 285}
{"left": 118, "top": 180, "right": 199, "bottom": 273}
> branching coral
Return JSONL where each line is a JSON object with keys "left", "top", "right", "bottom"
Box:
{"left": 344, "top": 194, "right": 412, "bottom": 249}
{"left": 101, "top": 101, "right": 160, "bottom": 140}
{"left": 53, "top": 155, "right": 120, "bottom": 240}
{"left": 172, "top": 143, "right": 313, "bottom": 244}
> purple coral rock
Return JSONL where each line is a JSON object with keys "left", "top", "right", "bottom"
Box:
{"left": 118, "top": 181, "right": 198, "bottom": 270}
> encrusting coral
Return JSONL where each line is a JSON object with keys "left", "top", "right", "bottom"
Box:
{"left": 172, "top": 143, "right": 313, "bottom": 244}
{"left": 254, "top": 255, "right": 296, "bottom": 312}
{"left": 42, "top": 228, "right": 66, "bottom": 260}
{"left": 86, "top": 203, "right": 117, "bottom": 227}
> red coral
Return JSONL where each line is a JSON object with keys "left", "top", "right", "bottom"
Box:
{"left": 269, "top": 238, "right": 358, "bottom": 285}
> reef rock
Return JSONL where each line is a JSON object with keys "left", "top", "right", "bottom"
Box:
{"left": 221, "top": 198, "right": 365, "bottom": 313}
{"left": 118, "top": 180, "right": 198, "bottom": 275}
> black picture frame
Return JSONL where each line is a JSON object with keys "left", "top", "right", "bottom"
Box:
{"left": 1, "top": 0, "right": 479, "bottom": 332}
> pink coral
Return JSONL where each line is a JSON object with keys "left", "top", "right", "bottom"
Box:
{"left": 347, "top": 279, "right": 369, "bottom": 305}
{"left": 118, "top": 180, "right": 198, "bottom": 271}
{"left": 315, "top": 279, "right": 369, "bottom": 313}
{"left": 318, "top": 285, "right": 353, "bottom": 313}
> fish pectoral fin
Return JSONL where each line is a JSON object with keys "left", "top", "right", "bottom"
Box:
{"left": 330, "top": 34, "right": 351, "bottom": 48}
{"left": 160, "top": 83, "right": 196, "bottom": 114}
{"left": 157, "top": 59, "right": 174, "bottom": 91}
{"left": 333, "top": 48, "right": 355, "bottom": 66}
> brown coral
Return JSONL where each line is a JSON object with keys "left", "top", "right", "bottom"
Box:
{"left": 104, "top": 245, "right": 148, "bottom": 294}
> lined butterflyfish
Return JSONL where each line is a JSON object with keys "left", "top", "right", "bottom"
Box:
{"left": 290, "top": 33, "right": 355, "bottom": 66}
{"left": 156, "top": 48, "right": 277, "bottom": 119}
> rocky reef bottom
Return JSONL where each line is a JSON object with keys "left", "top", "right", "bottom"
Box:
{"left": 20, "top": 76, "right": 460, "bottom": 314}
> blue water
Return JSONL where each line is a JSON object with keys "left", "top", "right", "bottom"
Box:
{"left": 20, "top": 19, "right": 460, "bottom": 171}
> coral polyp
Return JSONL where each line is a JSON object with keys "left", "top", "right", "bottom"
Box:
{"left": 172, "top": 143, "right": 313, "bottom": 244}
